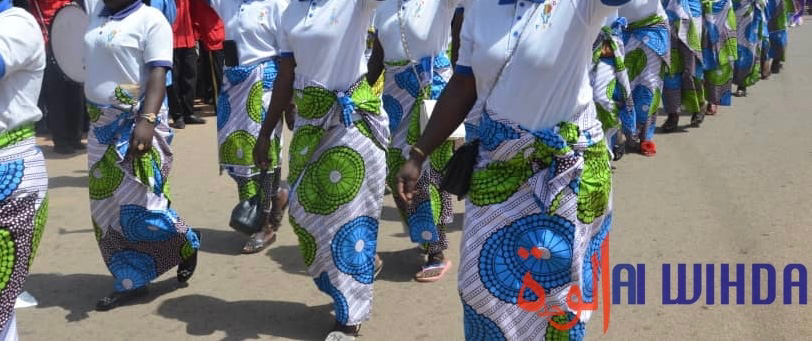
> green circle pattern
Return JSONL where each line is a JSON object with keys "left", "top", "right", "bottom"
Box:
{"left": 430, "top": 141, "right": 454, "bottom": 172}
{"left": 625, "top": 48, "right": 647, "bottom": 81}
{"left": 29, "top": 196, "right": 48, "bottom": 268}
{"left": 669, "top": 47, "right": 684, "bottom": 75}
{"left": 220, "top": 130, "right": 256, "bottom": 166}
{"left": 0, "top": 229, "right": 15, "bottom": 292}
{"left": 709, "top": 38, "right": 736, "bottom": 86}
{"left": 429, "top": 184, "right": 441, "bottom": 223}
{"left": 89, "top": 146, "right": 125, "bottom": 200}
{"left": 288, "top": 125, "right": 325, "bottom": 184}
{"left": 577, "top": 141, "right": 612, "bottom": 224}
{"left": 180, "top": 240, "right": 195, "bottom": 260}
{"left": 407, "top": 102, "right": 421, "bottom": 145}
{"left": 93, "top": 220, "right": 103, "bottom": 242}
{"left": 87, "top": 104, "right": 102, "bottom": 122}
{"left": 386, "top": 147, "right": 406, "bottom": 191}
{"left": 247, "top": 81, "right": 265, "bottom": 123}
{"left": 291, "top": 219, "right": 316, "bottom": 267}
{"left": 297, "top": 147, "right": 365, "bottom": 215}
{"left": 239, "top": 180, "right": 260, "bottom": 201}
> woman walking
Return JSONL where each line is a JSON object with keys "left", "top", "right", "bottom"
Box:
{"left": 764, "top": 0, "right": 789, "bottom": 75}
{"left": 732, "top": 0, "right": 767, "bottom": 96}
{"left": 0, "top": 2, "right": 49, "bottom": 337}
{"left": 662, "top": 0, "right": 707, "bottom": 131}
{"left": 620, "top": 0, "right": 670, "bottom": 155}
{"left": 254, "top": 1, "right": 387, "bottom": 339}
{"left": 83, "top": 0, "right": 200, "bottom": 311}
{"left": 205, "top": 0, "right": 290, "bottom": 254}
{"left": 703, "top": 0, "right": 738, "bottom": 115}
{"left": 367, "top": 0, "right": 461, "bottom": 282}
{"left": 396, "top": 0, "right": 624, "bottom": 338}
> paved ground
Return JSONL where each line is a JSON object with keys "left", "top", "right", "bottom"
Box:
{"left": 15, "top": 27, "right": 812, "bottom": 341}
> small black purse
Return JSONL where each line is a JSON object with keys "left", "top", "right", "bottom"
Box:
{"left": 229, "top": 170, "right": 267, "bottom": 234}
{"left": 440, "top": 140, "right": 480, "bottom": 199}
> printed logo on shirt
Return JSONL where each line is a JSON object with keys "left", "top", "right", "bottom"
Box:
{"left": 535, "top": 0, "right": 558, "bottom": 30}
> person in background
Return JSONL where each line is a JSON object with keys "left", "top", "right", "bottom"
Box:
{"left": 0, "top": 0, "right": 49, "bottom": 338}
{"left": 620, "top": 0, "right": 669, "bottom": 156}
{"left": 191, "top": 0, "right": 223, "bottom": 106}
{"left": 662, "top": 0, "right": 707, "bottom": 131}
{"left": 28, "top": 0, "right": 86, "bottom": 154}
{"left": 368, "top": 0, "right": 462, "bottom": 283}
{"left": 168, "top": 0, "right": 205, "bottom": 129}
{"left": 702, "top": 0, "right": 738, "bottom": 116}
{"left": 732, "top": 0, "right": 767, "bottom": 97}
{"left": 82, "top": 0, "right": 201, "bottom": 311}
{"left": 763, "top": 0, "right": 788, "bottom": 76}
{"left": 590, "top": 16, "right": 636, "bottom": 161}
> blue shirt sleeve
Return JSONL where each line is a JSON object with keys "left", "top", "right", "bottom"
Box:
{"left": 150, "top": 0, "right": 176, "bottom": 87}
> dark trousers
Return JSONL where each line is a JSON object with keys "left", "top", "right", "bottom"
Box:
{"left": 197, "top": 45, "right": 224, "bottom": 103}
{"left": 168, "top": 47, "right": 198, "bottom": 121}
{"left": 38, "top": 55, "right": 85, "bottom": 146}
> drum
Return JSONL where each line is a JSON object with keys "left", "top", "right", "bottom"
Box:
{"left": 50, "top": 3, "right": 88, "bottom": 83}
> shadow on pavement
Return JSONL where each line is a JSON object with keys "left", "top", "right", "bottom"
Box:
{"left": 156, "top": 295, "right": 333, "bottom": 341}
{"left": 266, "top": 245, "right": 309, "bottom": 277}
{"left": 25, "top": 274, "right": 188, "bottom": 322}
{"left": 376, "top": 248, "right": 425, "bottom": 283}
{"left": 48, "top": 175, "right": 88, "bottom": 189}
{"left": 195, "top": 228, "right": 246, "bottom": 256}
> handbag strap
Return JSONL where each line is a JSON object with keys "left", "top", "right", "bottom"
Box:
{"left": 482, "top": 4, "right": 542, "bottom": 109}
{"left": 396, "top": 0, "right": 430, "bottom": 87}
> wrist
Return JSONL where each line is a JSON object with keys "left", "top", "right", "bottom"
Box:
{"left": 409, "top": 146, "right": 428, "bottom": 164}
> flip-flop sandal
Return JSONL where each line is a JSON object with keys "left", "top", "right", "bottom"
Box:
{"left": 241, "top": 231, "right": 277, "bottom": 254}
{"left": 734, "top": 88, "right": 747, "bottom": 97}
{"left": 640, "top": 140, "right": 657, "bottom": 156}
{"left": 415, "top": 259, "right": 453, "bottom": 283}
{"left": 178, "top": 230, "right": 201, "bottom": 283}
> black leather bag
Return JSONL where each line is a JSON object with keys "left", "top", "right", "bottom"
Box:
{"left": 229, "top": 171, "right": 267, "bottom": 234}
{"left": 440, "top": 140, "right": 480, "bottom": 199}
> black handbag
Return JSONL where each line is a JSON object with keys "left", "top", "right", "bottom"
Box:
{"left": 440, "top": 140, "right": 479, "bottom": 199}
{"left": 229, "top": 171, "right": 267, "bottom": 234}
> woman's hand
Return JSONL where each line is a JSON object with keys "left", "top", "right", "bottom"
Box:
{"left": 284, "top": 102, "right": 296, "bottom": 131}
{"left": 127, "top": 120, "right": 155, "bottom": 159}
{"left": 253, "top": 132, "right": 271, "bottom": 170}
{"left": 396, "top": 158, "right": 423, "bottom": 205}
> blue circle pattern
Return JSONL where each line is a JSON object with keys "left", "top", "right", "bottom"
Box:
{"left": 478, "top": 113, "right": 520, "bottom": 151}
{"left": 636, "top": 28, "right": 669, "bottom": 56}
{"left": 382, "top": 94, "right": 403, "bottom": 133}
{"left": 663, "top": 73, "right": 681, "bottom": 90}
{"left": 632, "top": 85, "right": 654, "bottom": 122}
{"left": 736, "top": 44, "right": 753, "bottom": 70}
{"left": 109, "top": 250, "right": 157, "bottom": 292}
{"left": 407, "top": 201, "right": 439, "bottom": 244}
{"left": 119, "top": 205, "right": 177, "bottom": 242}
{"left": 613, "top": 83, "right": 635, "bottom": 135}
{"left": 463, "top": 302, "right": 506, "bottom": 341}
{"left": 706, "top": 22, "right": 720, "bottom": 45}
{"left": 719, "top": 90, "right": 732, "bottom": 106}
{"left": 314, "top": 272, "right": 350, "bottom": 325}
{"left": 0, "top": 160, "right": 24, "bottom": 201}
{"left": 225, "top": 65, "right": 254, "bottom": 86}
{"left": 332, "top": 216, "right": 378, "bottom": 284}
{"left": 745, "top": 21, "right": 758, "bottom": 43}
{"left": 582, "top": 213, "right": 611, "bottom": 303}
{"left": 217, "top": 90, "right": 231, "bottom": 130}
{"left": 262, "top": 61, "right": 278, "bottom": 89}
{"left": 395, "top": 68, "right": 422, "bottom": 98}
{"left": 479, "top": 213, "right": 575, "bottom": 304}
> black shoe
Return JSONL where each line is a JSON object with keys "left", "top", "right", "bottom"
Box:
{"left": 53, "top": 144, "right": 75, "bottom": 155}
{"left": 96, "top": 287, "right": 149, "bottom": 312}
{"left": 171, "top": 119, "right": 186, "bottom": 129}
{"left": 184, "top": 115, "right": 206, "bottom": 125}
{"left": 72, "top": 141, "right": 87, "bottom": 150}
{"left": 690, "top": 111, "right": 705, "bottom": 127}
{"left": 178, "top": 230, "right": 200, "bottom": 284}
{"left": 771, "top": 62, "right": 782, "bottom": 74}
{"left": 661, "top": 113, "right": 679, "bottom": 133}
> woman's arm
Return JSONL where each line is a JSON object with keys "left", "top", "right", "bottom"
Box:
{"left": 450, "top": 9, "right": 464, "bottom": 68}
{"left": 127, "top": 66, "right": 167, "bottom": 158}
{"left": 254, "top": 55, "right": 295, "bottom": 170}
{"left": 396, "top": 72, "right": 477, "bottom": 203}
{"left": 366, "top": 35, "right": 385, "bottom": 85}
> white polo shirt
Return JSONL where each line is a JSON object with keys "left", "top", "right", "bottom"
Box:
{"left": 458, "top": 0, "right": 629, "bottom": 132}
{"left": 618, "top": 0, "right": 666, "bottom": 23}
{"left": 210, "top": 0, "right": 288, "bottom": 66}
{"left": 83, "top": 0, "right": 173, "bottom": 105}
{"left": 278, "top": 0, "right": 382, "bottom": 90}
{"left": 373, "top": 0, "right": 462, "bottom": 62}
{"left": 0, "top": 8, "right": 46, "bottom": 134}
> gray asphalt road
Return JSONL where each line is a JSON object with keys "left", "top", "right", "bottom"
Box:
{"left": 16, "top": 25, "right": 812, "bottom": 341}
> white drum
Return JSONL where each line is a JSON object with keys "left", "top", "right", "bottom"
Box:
{"left": 50, "top": 3, "right": 88, "bottom": 83}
